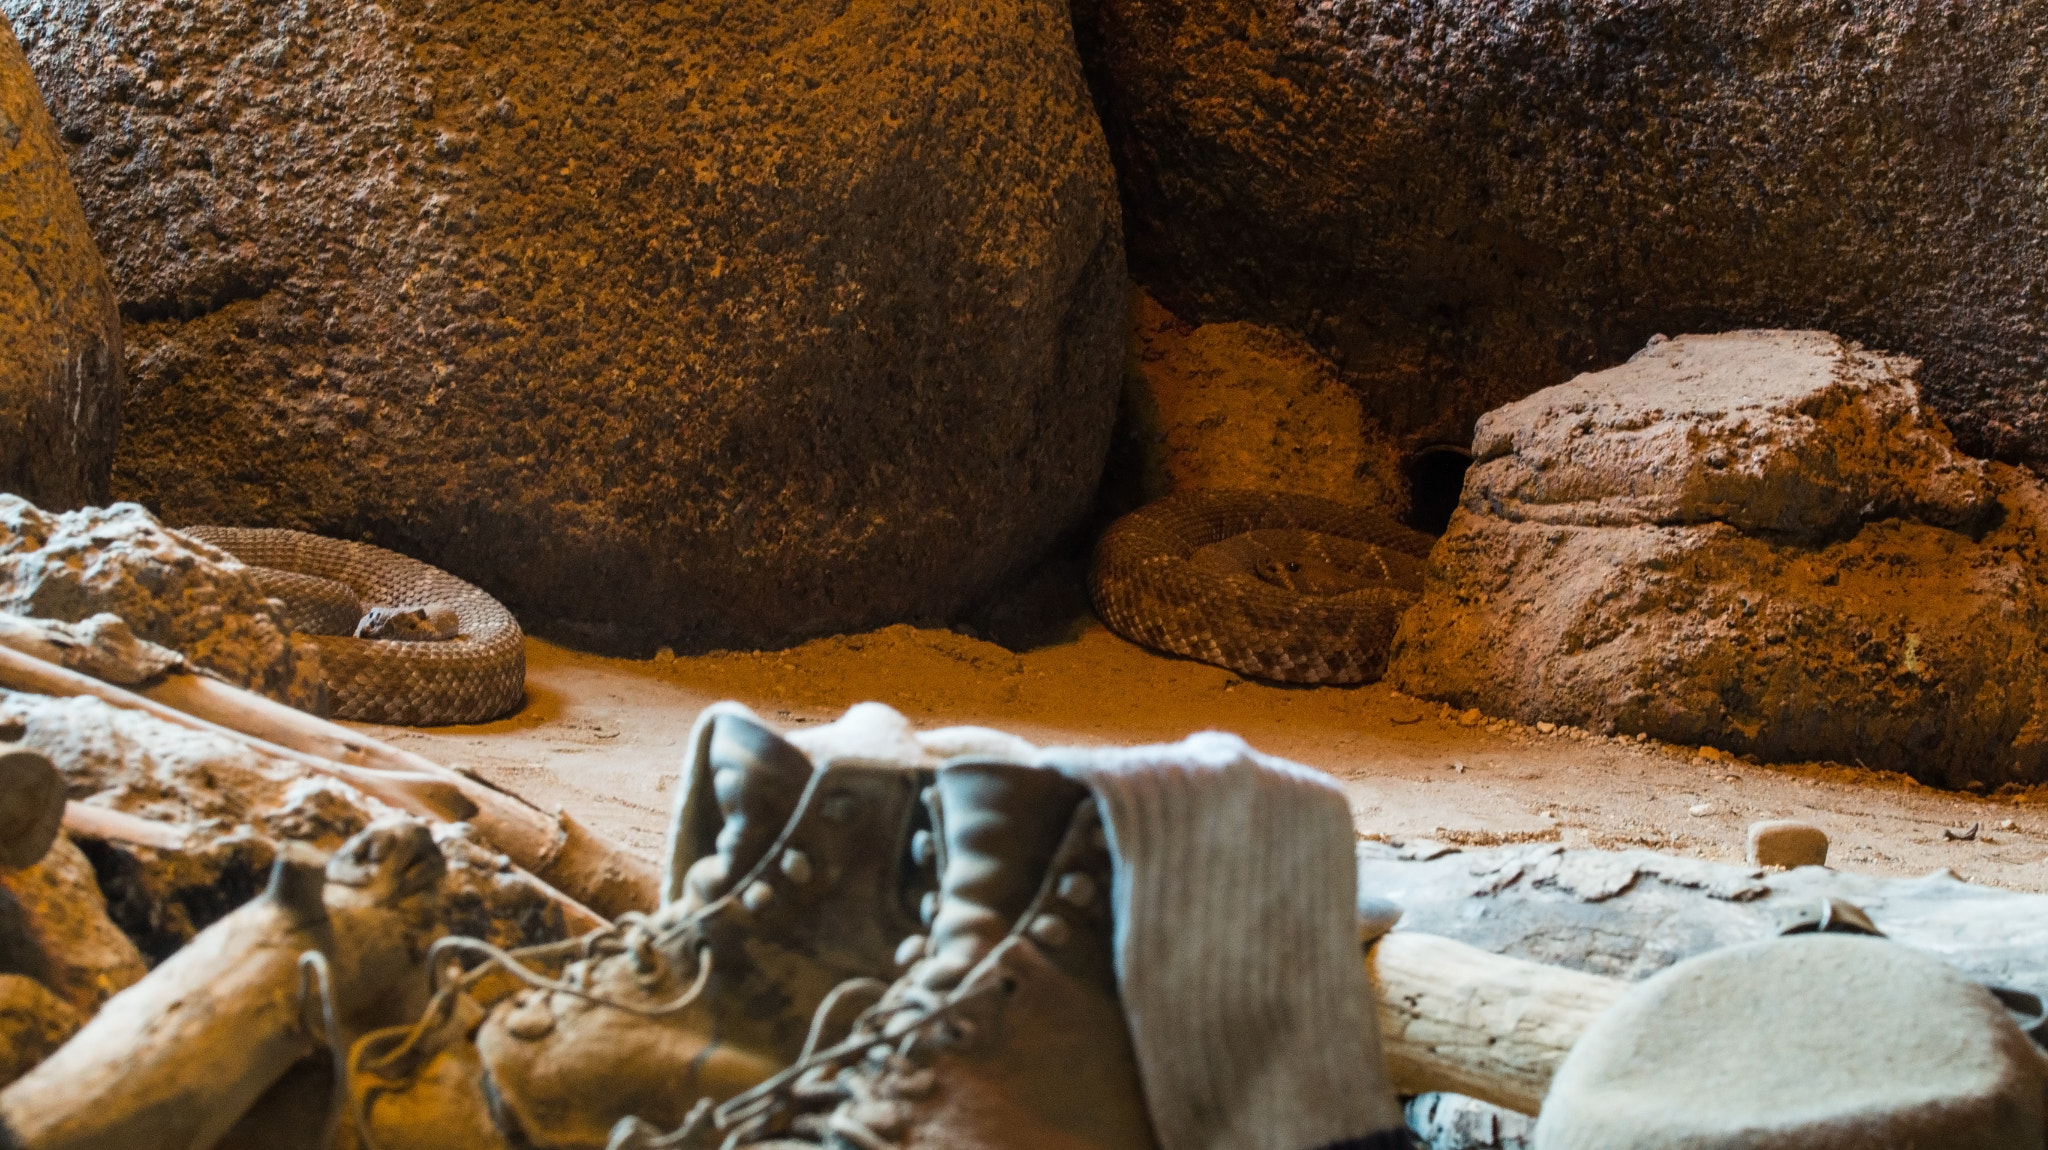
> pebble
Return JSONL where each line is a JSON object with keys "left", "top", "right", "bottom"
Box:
{"left": 1748, "top": 819, "right": 1830, "bottom": 868}
{"left": 1459, "top": 708, "right": 1484, "bottom": 727}
{"left": 1688, "top": 802, "right": 1717, "bottom": 817}
{"left": 1537, "top": 721, "right": 1557, "bottom": 734}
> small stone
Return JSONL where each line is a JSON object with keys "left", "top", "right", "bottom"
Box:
{"left": 1997, "top": 819, "right": 2017, "bottom": 831}
{"left": 1459, "top": 708, "right": 1484, "bottom": 727}
{"left": 1748, "top": 820, "right": 1830, "bottom": 868}
{"left": 1537, "top": 721, "right": 1557, "bottom": 734}
{"left": 1689, "top": 802, "right": 1717, "bottom": 817}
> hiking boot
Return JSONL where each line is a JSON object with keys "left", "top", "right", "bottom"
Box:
{"left": 636, "top": 756, "right": 1159, "bottom": 1150}
{"left": 473, "top": 704, "right": 938, "bottom": 1149}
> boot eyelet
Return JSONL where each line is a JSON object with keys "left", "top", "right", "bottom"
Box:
{"left": 1027, "top": 913, "right": 1071, "bottom": 948}
{"left": 1055, "top": 872, "right": 1095, "bottom": 907}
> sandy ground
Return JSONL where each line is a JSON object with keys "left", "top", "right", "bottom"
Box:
{"left": 351, "top": 621, "right": 2048, "bottom": 895}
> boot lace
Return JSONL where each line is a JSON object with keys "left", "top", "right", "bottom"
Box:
{"left": 343, "top": 911, "right": 715, "bottom": 1150}
{"left": 619, "top": 968, "right": 1010, "bottom": 1150}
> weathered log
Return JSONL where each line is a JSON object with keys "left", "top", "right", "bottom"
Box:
{"left": 1369, "top": 932, "right": 1625, "bottom": 1115}
{"left": 0, "top": 821, "right": 444, "bottom": 1150}
{"left": 0, "top": 642, "right": 657, "bottom": 919}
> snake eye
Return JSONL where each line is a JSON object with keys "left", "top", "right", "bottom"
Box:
{"left": 1287, "top": 562, "right": 1300, "bottom": 572}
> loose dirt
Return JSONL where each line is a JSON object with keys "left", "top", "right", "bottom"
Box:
{"left": 351, "top": 620, "right": 2048, "bottom": 895}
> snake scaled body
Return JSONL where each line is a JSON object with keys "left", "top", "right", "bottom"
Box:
{"left": 181, "top": 526, "right": 526, "bottom": 726}
{"left": 1090, "top": 489, "right": 1436, "bottom": 684}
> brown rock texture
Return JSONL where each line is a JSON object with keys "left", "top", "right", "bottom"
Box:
{"left": 7, "top": 0, "right": 1125, "bottom": 654}
{"left": 1075, "top": 0, "right": 2048, "bottom": 460}
{"left": 0, "top": 496, "right": 322, "bottom": 708}
{"left": 1389, "top": 331, "right": 2048, "bottom": 789}
{"left": 0, "top": 18, "right": 120, "bottom": 509}
{"left": 1114, "top": 289, "right": 1406, "bottom": 514}
{"left": 0, "top": 974, "right": 78, "bottom": 1088}
{"left": 0, "top": 833, "right": 147, "bottom": 1014}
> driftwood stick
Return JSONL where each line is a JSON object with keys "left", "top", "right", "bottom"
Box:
{"left": 0, "top": 645, "right": 472, "bottom": 822}
{"left": 0, "top": 822, "right": 444, "bottom": 1150}
{"left": 0, "top": 643, "right": 658, "bottom": 918}
{"left": 1368, "top": 931, "right": 1626, "bottom": 1115}
{"left": 139, "top": 671, "right": 463, "bottom": 780}
{"left": 59, "top": 802, "right": 188, "bottom": 852}
{"left": 142, "top": 671, "right": 656, "bottom": 919}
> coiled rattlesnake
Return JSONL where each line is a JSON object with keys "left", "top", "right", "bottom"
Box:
{"left": 182, "top": 526, "right": 526, "bottom": 726}
{"left": 1090, "top": 489, "right": 1435, "bottom": 683}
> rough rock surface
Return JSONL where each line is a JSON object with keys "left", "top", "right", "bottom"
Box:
{"left": 8, "top": 0, "right": 1125, "bottom": 654}
{"left": 1111, "top": 289, "right": 1406, "bottom": 515}
{"left": 0, "top": 831, "right": 146, "bottom": 1013}
{"left": 0, "top": 496, "right": 321, "bottom": 708}
{"left": 1076, "top": 0, "right": 2048, "bottom": 462}
{"left": 0, "top": 689, "right": 568, "bottom": 959}
{"left": 0, "top": 973, "right": 78, "bottom": 1088}
{"left": 1359, "top": 838, "right": 2048, "bottom": 991}
{"left": 0, "top": 19, "right": 120, "bottom": 510}
{"left": 1389, "top": 332, "right": 2048, "bottom": 788}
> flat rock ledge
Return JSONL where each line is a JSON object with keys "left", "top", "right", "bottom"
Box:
{"left": 1391, "top": 331, "right": 2048, "bottom": 789}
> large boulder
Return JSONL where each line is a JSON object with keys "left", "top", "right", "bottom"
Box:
{"left": 7, "top": 0, "right": 1125, "bottom": 654}
{"left": 1388, "top": 331, "right": 2048, "bottom": 790}
{"left": 1077, "top": 0, "right": 2048, "bottom": 462}
{"left": 0, "top": 18, "right": 119, "bottom": 509}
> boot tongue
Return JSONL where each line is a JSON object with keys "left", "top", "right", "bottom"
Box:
{"left": 682, "top": 713, "right": 815, "bottom": 905}
{"left": 922, "top": 758, "right": 1089, "bottom": 988}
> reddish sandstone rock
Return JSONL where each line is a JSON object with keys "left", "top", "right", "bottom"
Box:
{"left": 1390, "top": 332, "right": 2048, "bottom": 789}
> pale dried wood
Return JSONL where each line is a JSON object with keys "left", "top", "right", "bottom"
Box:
{"left": 0, "top": 826, "right": 442, "bottom": 1150}
{"left": 0, "top": 645, "right": 471, "bottom": 821}
{"left": 1367, "top": 931, "right": 1626, "bottom": 1115}
{"left": 0, "top": 642, "right": 656, "bottom": 919}
{"left": 59, "top": 801, "right": 188, "bottom": 851}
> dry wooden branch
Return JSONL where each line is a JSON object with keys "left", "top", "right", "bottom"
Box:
{"left": 1368, "top": 931, "right": 1626, "bottom": 1115}
{"left": 0, "top": 823, "right": 444, "bottom": 1150}
{"left": 0, "top": 642, "right": 657, "bottom": 919}
{"left": 58, "top": 802, "right": 188, "bottom": 852}
{"left": 0, "top": 645, "right": 470, "bottom": 821}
